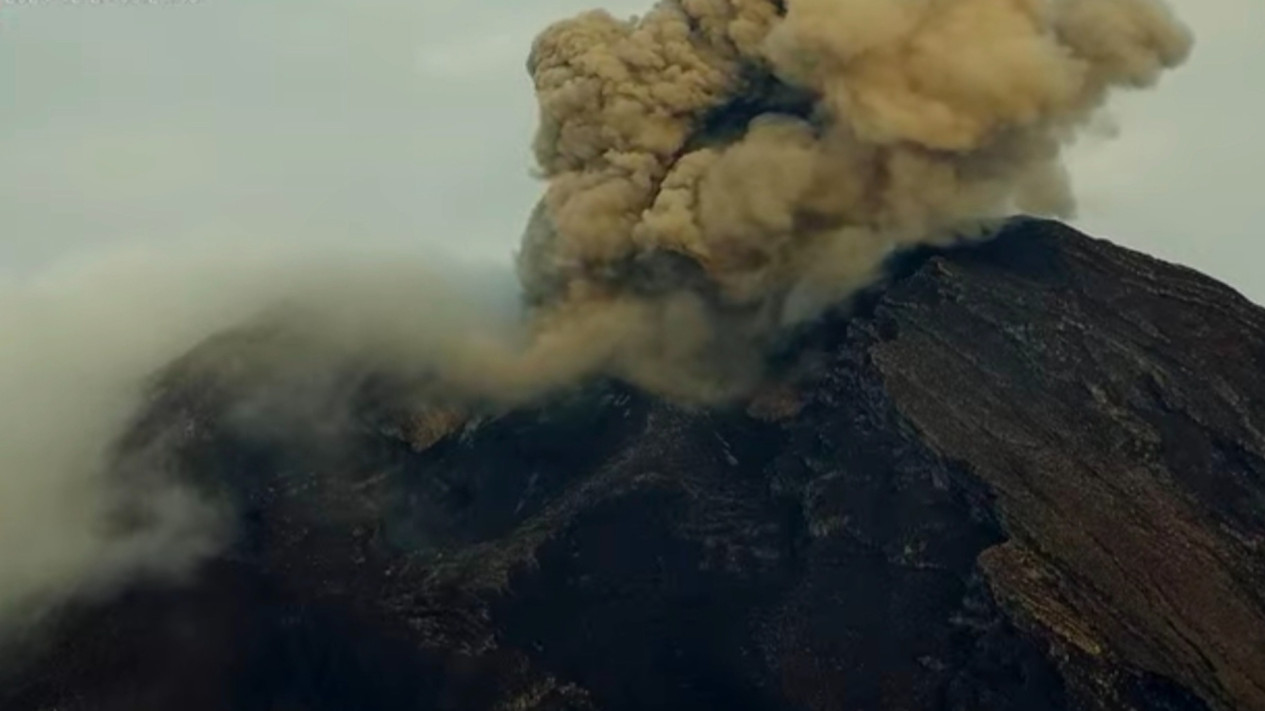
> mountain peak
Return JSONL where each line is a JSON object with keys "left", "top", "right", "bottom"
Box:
{"left": 5, "top": 220, "right": 1264, "bottom": 711}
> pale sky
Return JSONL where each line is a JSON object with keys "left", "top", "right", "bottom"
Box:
{"left": 0, "top": 0, "right": 1261, "bottom": 299}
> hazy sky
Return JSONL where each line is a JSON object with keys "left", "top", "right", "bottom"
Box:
{"left": 0, "top": 0, "right": 1261, "bottom": 299}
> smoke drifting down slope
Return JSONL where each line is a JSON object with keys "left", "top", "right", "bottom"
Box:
{"left": 512, "top": 0, "right": 1191, "bottom": 400}
{"left": 0, "top": 246, "right": 526, "bottom": 633}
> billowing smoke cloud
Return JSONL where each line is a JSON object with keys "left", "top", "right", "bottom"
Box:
{"left": 515, "top": 0, "right": 1192, "bottom": 397}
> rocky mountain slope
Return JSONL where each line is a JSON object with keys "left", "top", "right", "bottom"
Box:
{"left": 4, "top": 219, "right": 1264, "bottom": 711}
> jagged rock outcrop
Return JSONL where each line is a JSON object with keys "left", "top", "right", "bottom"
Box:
{"left": 4, "top": 220, "right": 1264, "bottom": 711}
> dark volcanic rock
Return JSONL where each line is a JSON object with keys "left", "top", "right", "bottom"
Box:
{"left": 4, "top": 220, "right": 1265, "bottom": 711}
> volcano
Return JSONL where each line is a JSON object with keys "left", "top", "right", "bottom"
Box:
{"left": 3, "top": 219, "right": 1264, "bottom": 711}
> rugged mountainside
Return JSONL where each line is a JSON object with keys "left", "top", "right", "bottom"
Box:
{"left": 4, "top": 220, "right": 1265, "bottom": 711}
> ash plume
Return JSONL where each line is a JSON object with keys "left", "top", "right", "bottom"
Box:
{"left": 513, "top": 0, "right": 1192, "bottom": 399}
